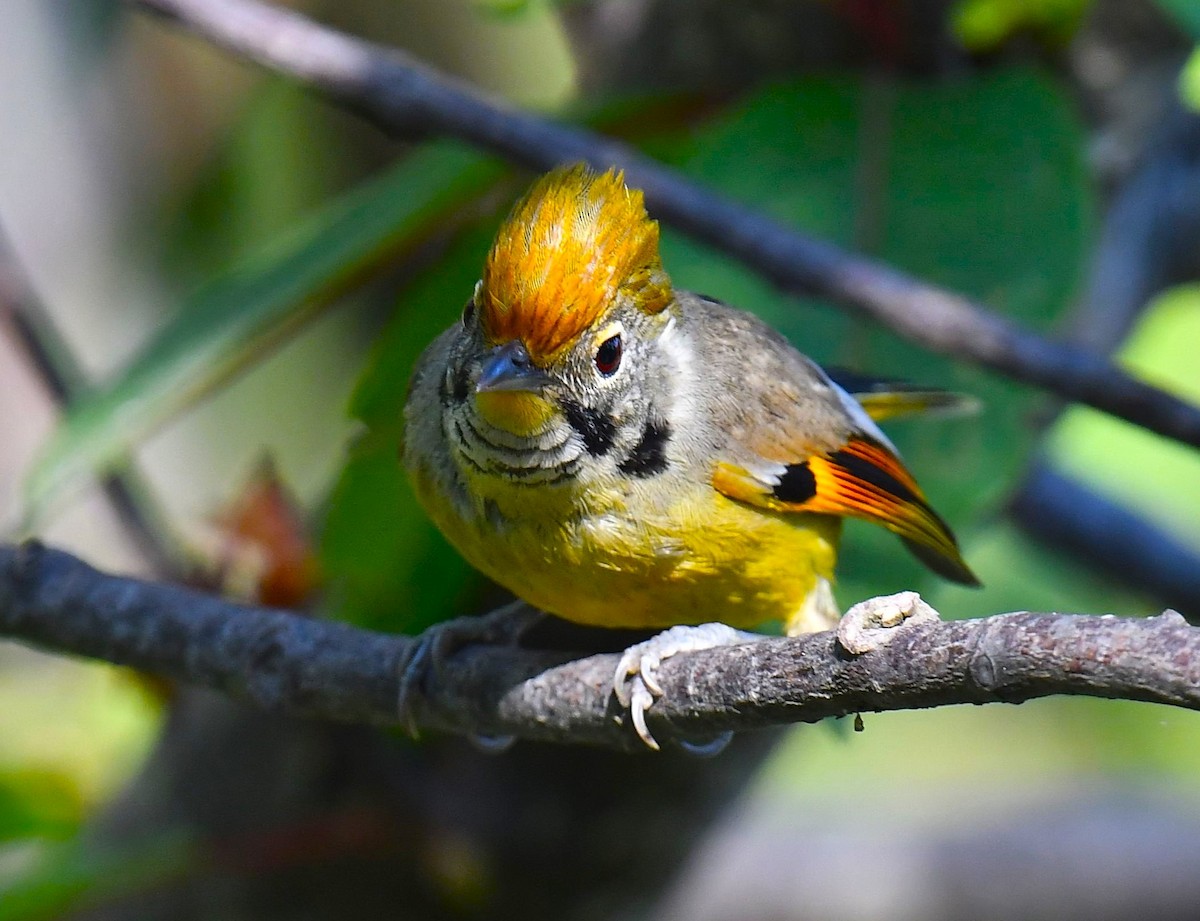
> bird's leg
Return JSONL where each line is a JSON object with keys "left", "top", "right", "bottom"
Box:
{"left": 612, "top": 623, "right": 766, "bottom": 752}
{"left": 836, "top": 591, "right": 940, "bottom": 655}
{"left": 784, "top": 576, "right": 840, "bottom": 636}
{"left": 397, "top": 600, "right": 544, "bottom": 738}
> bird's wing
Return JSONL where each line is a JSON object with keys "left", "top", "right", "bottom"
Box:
{"left": 713, "top": 435, "right": 975, "bottom": 585}
{"left": 711, "top": 377, "right": 979, "bottom": 587}
{"left": 681, "top": 292, "right": 978, "bottom": 585}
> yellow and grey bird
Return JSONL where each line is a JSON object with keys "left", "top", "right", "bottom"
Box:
{"left": 403, "top": 164, "right": 978, "bottom": 748}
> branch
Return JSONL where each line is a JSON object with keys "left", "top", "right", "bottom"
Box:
{"left": 0, "top": 235, "right": 181, "bottom": 574}
{"left": 3, "top": 542, "right": 1198, "bottom": 752}
{"left": 128, "top": 0, "right": 1200, "bottom": 451}
{"left": 1008, "top": 101, "right": 1200, "bottom": 615}
{"left": 1013, "top": 464, "right": 1200, "bottom": 620}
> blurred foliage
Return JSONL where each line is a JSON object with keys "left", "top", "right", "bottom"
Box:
{"left": 952, "top": 0, "right": 1091, "bottom": 49}
{"left": 322, "top": 223, "right": 502, "bottom": 633}
{"left": 0, "top": 833, "right": 194, "bottom": 921}
{"left": 0, "top": 772, "right": 82, "bottom": 844}
{"left": 471, "top": 0, "right": 581, "bottom": 15}
{"left": 1154, "top": 0, "right": 1200, "bottom": 110}
{"left": 1154, "top": 0, "right": 1200, "bottom": 38}
{"left": 0, "top": 656, "right": 160, "bottom": 818}
{"left": 1048, "top": 285, "right": 1200, "bottom": 549}
{"left": 163, "top": 81, "right": 345, "bottom": 284}
{"left": 763, "top": 694, "right": 1200, "bottom": 806}
{"left": 23, "top": 143, "right": 498, "bottom": 523}
{"left": 0, "top": 654, "right": 162, "bottom": 906}
{"left": 391, "top": 0, "right": 577, "bottom": 109}
{"left": 1180, "top": 47, "right": 1200, "bottom": 111}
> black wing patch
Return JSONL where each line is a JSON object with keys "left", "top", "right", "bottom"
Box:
{"left": 773, "top": 461, "right": 817, "bottom": 503}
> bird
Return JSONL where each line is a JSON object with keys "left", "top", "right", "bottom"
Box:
{"left": 402, "top": 163, "right": 978, "bottom": 749}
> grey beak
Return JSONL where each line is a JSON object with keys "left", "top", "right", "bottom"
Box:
{"left": 475, "top": 340, "right": 551, "bottom": 394}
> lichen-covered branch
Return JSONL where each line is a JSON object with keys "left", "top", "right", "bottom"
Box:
{"left": 2, "top": 542, "right": 1197, "bottom": 753}
{"left": 129, "top": 0, "right": 1200, "bottom": 450}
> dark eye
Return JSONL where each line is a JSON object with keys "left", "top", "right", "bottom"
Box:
{"left": 595, "top": 334, "right": 622, "bottom": 376}
{"left": 461, "top": 299, "right": 476, "bottom": 327}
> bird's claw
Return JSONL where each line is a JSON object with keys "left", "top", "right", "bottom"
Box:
{"left": 611, "top": 623, "right": 762, "bottom": 751}
{"left": 397, "top": 601, "right": 543, "bottom": 738}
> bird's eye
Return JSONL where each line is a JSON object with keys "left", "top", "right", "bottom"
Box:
{"left": 595, "top": 334, "right": 622, "bottom": 376}
{"left": 461, "top": 299, "right": 476, "bottom": 327}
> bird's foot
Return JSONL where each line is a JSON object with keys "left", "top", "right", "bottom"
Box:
{"left": 612, "top": 623, "right": 764, "bottom": 752}
{"left": 397, "top": 600, "right": 544, "bottom": 739}
{"left": 836, "top": 591, "right": 940, "bottom": 655}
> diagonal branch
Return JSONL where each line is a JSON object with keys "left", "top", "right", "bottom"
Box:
{"left": 2, "top": 542, "right": 1198, "bottom": 753}
{"left": 129, "top": 0, "right": 1200, "bottom": 450}
{"left": 0, "top": 235, "right": 182, "bottom": 574}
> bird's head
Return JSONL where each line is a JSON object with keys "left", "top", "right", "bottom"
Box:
{"left": 447, "top": 164, "right": 676, "bottom": 439}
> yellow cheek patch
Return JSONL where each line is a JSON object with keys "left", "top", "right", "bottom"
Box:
{"left": 475, "top": 391, "right": 558, "bottom": 436}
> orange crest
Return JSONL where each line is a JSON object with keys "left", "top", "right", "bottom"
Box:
{"left": 479, "top": 164, "right": 672, "bottom": 364}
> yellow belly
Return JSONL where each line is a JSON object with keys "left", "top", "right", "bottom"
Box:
{"left": 413, "top": 466, "right": 841, "bottom": 632}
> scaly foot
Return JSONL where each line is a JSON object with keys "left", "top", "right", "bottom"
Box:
{"left": 612, "top": 623, "right": 765, "bottom": 751}
{"left": 397, "top": 600, "right": 544, "bottom": 737}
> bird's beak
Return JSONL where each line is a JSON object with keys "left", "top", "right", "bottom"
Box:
{"left": 475, "top": 340, "right": 551, "bottom": 394}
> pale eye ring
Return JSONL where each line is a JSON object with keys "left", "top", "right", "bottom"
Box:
{"left": 594, "top": 334, "right": 622, "bottom": 376}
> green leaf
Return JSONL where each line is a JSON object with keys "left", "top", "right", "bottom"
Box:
{"left": 321, "top": 224, "right": 505, "bottom": 633}
{"left": 320, "top": 429, "right": 481, "bottom": 634}
{"left": 23, "top": 143, "right": 501, "bottom": 522}
{"left": 662, "top": 68, "right": 1091, "bottom": 597}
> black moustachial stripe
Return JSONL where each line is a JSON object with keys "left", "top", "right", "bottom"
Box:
{"left": 618, "top": 418, "right": 671, "bottom": 477}
{"left": 562, "top": 400, "right": 617, "bottom": 456}
{"left": 773, "top": 461, "right": 817, "bottom": 503}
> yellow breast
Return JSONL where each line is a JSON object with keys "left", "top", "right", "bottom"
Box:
{"left": 412, "top": 462, "right": 841, "bottom": 632}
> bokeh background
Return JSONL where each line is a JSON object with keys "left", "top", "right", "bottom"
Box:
{"left": 3, "top": 0, "right": 1200, "bottom": 918}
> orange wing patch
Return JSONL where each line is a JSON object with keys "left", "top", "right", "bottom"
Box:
{"left": 479, "top": 164, "right": 672, "bottom": 365}
{"left": 714, "top": 437, "right": 979, "bottom": 586}
{"left": 711, "top": 462, "right": 776, "bottom": 505}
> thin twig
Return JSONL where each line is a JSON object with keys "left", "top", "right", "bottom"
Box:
{"left": 0, "top": 241, "right": 183, "bottom": 575}
{"left": 2, "top": 542, "right": 1197, "bottom": 752}
{"left": 129, "top": 0, "right": 1200, "bottom": 450}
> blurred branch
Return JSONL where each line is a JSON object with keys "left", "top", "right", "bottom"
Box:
{"left": 1011, "top": 99, "right": 1200, "bottom": 617}
{"left": 127, "top": 0, "right": 1200, "bottom": 450}
{"left": 657, "top": 790, "right": 1200, "bottom": 921}
{"left": 1067, "top": 97, "right": 1200, "bottom": 353}
{"left": 0, "top": 236, "right": 183, "bottom": 574}
{"left": 2, "top": 541, "right": 1198, "bottom": 752}
{"left": 1013, "top": 464, "right": 1200, "bottom": 620}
